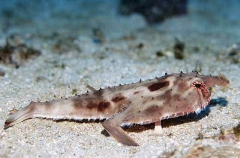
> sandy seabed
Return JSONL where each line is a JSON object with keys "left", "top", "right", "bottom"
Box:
{"left": 0, "top": 0, "right": 239, "bottom": 157}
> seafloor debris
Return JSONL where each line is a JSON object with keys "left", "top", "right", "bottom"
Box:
{"left": 234, "top": 124, "right": 240, "bottom": 139}
{"left": 226, "top": 43, "right": 240, "bottom": 64}
{"left": 218, "top": 124, "right": 240, "bottom": 141}
{"left": 119, "top": 0, "right": 188, "bottom": 24}
{"left": 0, "top": 35, "right": 41, "bottom": 68}
{"left": 173, "top": 38, "right": 185, "bottom": 59}
{"left": 52, "top": 36, "right": 81, "bottom": 54}
{"left": 0, "top": 40, "right": 14, "bottom": 65}
{"left": 0, "top": 69, "right": 5, "bottom": 77}
{"left": 156, "top": 50, "right": 165, "bottom": 57}
{"left": 92, "top": 28, "right": 105, "bottom": 44}
{"left": 137, "top": 42, "right": 144, "bottom": 49}
{"left": 185, "top": 144, "right": 240, "bottom": 158}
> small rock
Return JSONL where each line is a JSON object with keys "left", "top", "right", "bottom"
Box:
{"left": 173, "top": 39, "right": 185, "bottom": 59}
{"left": 226, "top": 43, "right": 240, "bottom": 63}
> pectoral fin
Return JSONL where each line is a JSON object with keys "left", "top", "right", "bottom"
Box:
{"left": 102, "top": 118, "right": 139, "bottom": 146}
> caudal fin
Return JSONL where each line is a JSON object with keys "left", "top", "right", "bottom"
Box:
{"left": 4, "top": 102, "right": 36, "bottom": 129}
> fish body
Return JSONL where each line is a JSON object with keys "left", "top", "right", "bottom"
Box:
{"left": 4, "top": 71, "right": 229, "bottom": 146}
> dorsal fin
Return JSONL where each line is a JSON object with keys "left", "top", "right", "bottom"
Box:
{"left": 86, "top": 85, "right": 97, "bottom": 92}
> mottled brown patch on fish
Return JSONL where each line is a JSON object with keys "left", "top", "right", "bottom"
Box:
{"left": 148, "top": 81, "right": 169, "bottom": 91}
{"left": 173, "top": 94, "right": 181, "bottom": 101}
{"left": 72, "top": 97, "right": 84, "bottom": 107}
{"left": 112, "top": 95, "right": 126, "bottom": 103}
{"left": 98, "top": 101, "right": 110, "bottom": 111}
{"left": 133, "top": 91, "right": 140, "bottom": 95}
{"left": 156, "top": 89, "right": 172, "bottom": 101}
{"left": 87, "top": 102, "right": 98, "bottom": 109}
{"left": 178, "top": 81, "right": 188, "bottom": 90}
{"left": 145, "top": 105, "right": 159, "bottom": 114}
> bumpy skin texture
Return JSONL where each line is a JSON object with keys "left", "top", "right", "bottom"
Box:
{"left": 4, "top": 72, "right": 229, "bottom": 146}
